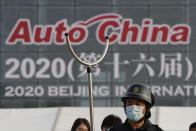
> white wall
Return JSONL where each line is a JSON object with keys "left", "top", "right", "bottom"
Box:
{"left": 0, "top": 108, "right": 59, "bottom": 131}
{"left": 53, "top": 107, "right": 127, "bottom": 131}
{"left": 158, "top": 107, "right": 196, "bottom": 131}
{"left": 0, "top": 107, "right": 195, "bottom": 131}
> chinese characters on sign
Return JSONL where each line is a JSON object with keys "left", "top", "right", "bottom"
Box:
{"left": 3, "top": 52, "right": 196, "bottom": 98}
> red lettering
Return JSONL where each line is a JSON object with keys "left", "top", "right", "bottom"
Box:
{"left": 6, "top": 19, "right": 31, "bottom": 44}
{"left": 170, "top": 25, "right": 190, "bottom": 44}
{"left": 151, "top": 26, "right": 169, "bottom": 43}
{"left": 34, "top": 26, "right": 53, "bottom": 44}
{"left": 141, "top": 20, "right": 151, "bottom": 43}
{"left": 120, "top": 20, "right": 139, "bottom": 44}
{"left": 69, "top": 26, "right": 87, "bottom": 45}
{"left": 97, "top": 20, "right": 119, "bottom": 44}
{"left": 55, "top": 21, "right": 67, "bottom": 44}
{"left": 6, "top": 14, "right": 191, "bottom": 46}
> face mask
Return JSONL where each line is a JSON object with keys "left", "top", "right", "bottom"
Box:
{"left": 126, "top": 105, "right": 144, "bottom": 122}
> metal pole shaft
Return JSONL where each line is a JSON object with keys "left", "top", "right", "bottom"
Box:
{"left": 87, "top": 66, "right": 94, "bottom": 131}
{"left": 65, "top": 33, "right": 109, "bottom": 131}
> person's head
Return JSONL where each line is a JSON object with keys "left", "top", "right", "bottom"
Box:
{"left": 101, "top": 114, "right": 122, "bottom": 131}
{"left": 71, "top": 118, "right": 90, "bottom": 131}
{"left": 121, "top": 84, "right": 154, "bottom": 123}
{"left": 189, "top": 122, "right": 196, "bottom": 131}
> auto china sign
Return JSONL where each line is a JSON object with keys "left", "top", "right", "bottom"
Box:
{"left": 6, "top": 13, "right": 191, "bottom": 45}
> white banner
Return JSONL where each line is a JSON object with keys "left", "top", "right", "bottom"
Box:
{"left": 0, "top": 108, "right": 59, "bottom": 131}
{"left": 0, "top": 107, "right": 195, "bottom": 131}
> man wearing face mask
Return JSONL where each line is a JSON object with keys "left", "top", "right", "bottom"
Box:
{"left": 109, "top": 84, "right": 163, "bottom": 131}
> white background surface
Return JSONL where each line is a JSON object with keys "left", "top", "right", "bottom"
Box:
{"left": 0, "top": 107, "right": 195, "bottom": 131}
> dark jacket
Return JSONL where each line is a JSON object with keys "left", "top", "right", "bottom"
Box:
{"left": 109, "top": 119, "right": 163, "bottom": 131}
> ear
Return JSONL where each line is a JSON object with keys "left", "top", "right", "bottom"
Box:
{"left": 145, "top": 110, "right": 151, "bottom": 119}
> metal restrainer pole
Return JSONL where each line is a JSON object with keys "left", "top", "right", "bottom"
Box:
{"left": 65, "top": 33, "right": 109, "bottom": 131}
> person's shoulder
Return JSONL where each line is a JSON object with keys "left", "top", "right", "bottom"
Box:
{"left": 150, "top": 124, "right": 164, "bottom": 131}
{"left": 108, "top": 124, "right": 127, "bottom": 131}
{"left": 145, "top": 120, "right": 163, "bottom": 131}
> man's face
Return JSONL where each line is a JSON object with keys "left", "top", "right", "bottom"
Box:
{"left": 190, "top": 127, "right": 196, "bottom": 131}
{"left": 125, "top": 98, "right": 146, "bottom": 115}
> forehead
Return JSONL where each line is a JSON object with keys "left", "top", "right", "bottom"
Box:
{"left": 77, "top": 123, "right": 88, "bottom": 129}
{"left": 190, "top": 127, "right": 196, "bottom": 131}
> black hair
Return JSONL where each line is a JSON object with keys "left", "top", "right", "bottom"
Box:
{"left": 71, "top": 118, "right": 90, "bottom": 131}
{"left": 101, "top": 114, "right": 122, "bottom": 130}
{"left": 189, "top": 122, "right": 196, "bottom": 131}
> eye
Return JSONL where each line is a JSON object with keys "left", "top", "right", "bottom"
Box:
{"left": 136, "top": 101, "right": 144, "bottom": 106}
{"left": 126, "top": 102, "right": 132, "bottom": 106}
